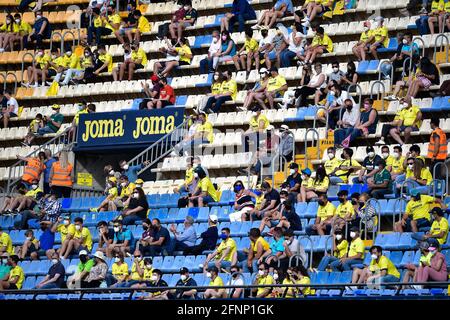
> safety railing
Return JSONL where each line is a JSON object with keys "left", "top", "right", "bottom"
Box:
{"left": 21, "top": 52, "right": 36, "bottom": 84}
{"left": 298, "top": 235, "right": 313, "bottom": 269}
{"left": 127, "top": 119, "right": 189, "bottom": 176}
{"left": 393, "top": 197, "right": 408, "bottom": 230}
{"left": 303, "top": 128, "right": 320, "bottom": 169}
{"left": 6, "top": 126, "right": 76, "bottom": 195}
{"left": 370, "top": 80, "right": 387, "bottom": 112}
{"left": 49, "top": 31, "right": 64, "bottom": 53}
{"left": 71, "top": 186, "right": 104, "bottom": 198}
{"left": 6, "top": 72, "right": 18, "bottom": 95}
{"left": 368, "top": 198, "right": 382, "bottom": 234}
{"left": 409, "top": 36, "right": 426, "bottom": 77}
{"left": 347, "top": 83, "right": 362, "bottom": 107}
{"left": 432, "top": 161, "right": 449, "bottom": 198}
{"left": 62, "top": 30, "right": 77, "bottom": 50}
{"left": 378, "top": 60, "right": 394, "bottom": 88}
{"left": 433, "top": 34, "right": 449, "bottom": 65}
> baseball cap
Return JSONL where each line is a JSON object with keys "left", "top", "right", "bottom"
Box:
{"left": 180, "top": 267, "right": 189, "bottom": 274}
{"left": 410, "top": 189, "right": 421, "bottom": 197}
{"left": 269, "top": 66, "right": 278, "bottom": 73}
{"left": 301, "top": 168, "right": 311, "bottom": 176}
{"left": 209, "top": 214, "right": 218, "bottom": 223}
{"left": 289, "top": 162, "right": 299, "bottom": 169}
{"left": 135, "top": 178, "right": 144, "bottom": 184}
{"left": 280, "top": 124, "right": 289, "bottom": 131}
{"left": 79, "top": 250, "right": 88, "bottom": 256}
{"left": 259, "top": 67, "right": 268, "bottom": 74}
{"left": 150, "top": 74, "right": 159, "bottom": 82}
{"left": 429, "top": 207, "right": 444, "bottom": 216}
{"left": 51, "top": 104, "right": 60, "bottom": 110}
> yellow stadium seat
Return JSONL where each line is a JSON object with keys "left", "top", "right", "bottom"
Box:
{"left": 23, "top": 12, "right": 35, "bottom": 24}
{"left": 373, "top": 99, "right": 388, "bottom": 111}
{"left": 435, "top": 47, "right": 449, "bottom": 65}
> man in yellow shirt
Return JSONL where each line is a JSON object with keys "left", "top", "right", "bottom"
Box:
{"left": 304, "top": 26, "right": 333, "bottom": 64}
{"left": 245, "top": 228, "right": 270, "bottom": 272}
{"left": 307, "top": 194, "right": 336, "bottom": 235}
{"left": 331, "top": 227, "right": 365, "bottom": 271}
{"left": 252, "top": 262, "right": 274, "bottom": 298}
{"left": 325, "top": 147, "right": 343, "bottom": 184}
{"left": 366, "top": 245, "right": 400, "bottom": 286}
{"left": 126, "top": 10, "right": 151, "bottom": 44}
{"left": 0, "top": 227, "right": 14, "bottom": 255}
{"left": 0, "top": 255, "right": 24, "bottom": 290}
{"left": 332, "top": 190, "right": 355, "bottom": 229}
{"left": 263, "top": 67, "right": 288, "bottom": 109}
{"left": 395, "top": 190, "right": 444, "bottom": 233}
{"left": 204, "top": 266, "right": 227, "bottom": 299}
{"left": 88, "top": 7, "right": 114, "bottom": 46}
{"left": 384, "top": 145, "right": 405, "bottom": 180}
{"left": 330, "top": 147, "right": 361, "bottom": 184}
{"left": 59, "top": 217, "right": 93, "bottom": 259}
{"left": 118, "top": 42, "right": 148, "bottom": 81}
{"left": 233, "top": 29, "right": 259, "bottom": 73}
{"left": 203, "top": 228, "right": 237, "bottom": 271}
{"left": 204, "top": 70, "right": 237, "bottom": 113}
{"left": 411, "top": 207, "right": 449, "bottom": 247}
{"left": 10, "top": 13, "right": 32, "bottom": 51}
{"left": 94, "top": 45, "right": 113, "bottom": 75}
{"left": 189, "top": 167, "right": 219, "bottom": 207}
{"left": 60, "top": 49, "right": 83, "bottom": 86}
{"left": 352, "top": 20, "right": 373, "bottom": 61}
{"left": 369, "top": 16, "right": 389, "bottom": 60}
{"left": 242, "top": 106, "right": 270, "bottom": 153}
{"left": 173, "top": 112, "right": 214, "bottom": 156}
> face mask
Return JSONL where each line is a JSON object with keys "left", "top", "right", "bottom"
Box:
{"left": 132, "top": 193, "right": 139, "bottom": 199}
{"left": 329, "top": 91, "right": 335, "bottom": 96}
{"left": 359, "top": 201, "right": 365, "bottom": 208}
{"left": 350, "top": 231, "right": 356, "bottom": 239}
{"left": 194, "top": 173, "right": 199, "bottom": 178}
{"left": 212, "top": 37, "right": 218, "bottom": 43}
{"left": 328, "top": 153, "right": 335, "bottom": 159}
{"left": 220, "top": 233, "right": 228, "bottom": 240}
{"left": 363, "top": 26, "right": 369, "bottom": 32}
{"left": 258, "top": 270, "right": 265, "bottom": 276}
{"left": 6, "top": 20, "right": 11, "bottom": 24}
{"left": 15, "top": 19, "right": 21, "bottom": 24}
{"left": 114, "top": 227, "right": 120, "bottom": 233}
{"left": 36, "top": 15, "right": 42, "bottom": 20}
{"left": 373, "top": 22, "right": 380, "bottom": 28}
{"left": 75, "top": 225, "right": 81, "bottom": 231}
{"left": 64, "top": 220, "right": 70, "bottom": 226}
{"left": 114, "top": 257, "right": 120, "bottom": 263}
{"left": 280, "top": 199, "right": 286, "bottom": 205}
{"left": 26, "top": 237, "right": 32, "bottom": 241}
{"left": 318, "top": 200, "right": 325, "bottom": 206}
{"left": 382, "top": 152, "right": 389, "bottom": 159}
{"left": 32, "top": 184, "right": 38, "bottom": 190}
{"left": 289, "top": 169, "right": 295, "bottom": 175}
{"left": 1, "top": 259, "right": 7, "bottom": 265}
{"left": 234, "top": 185, "right": 243, "bottom": 193}
{"left": 393, "top": 152, "right": 400, "bottom": 159}
{"left": 122, "top": 164, "right": 129, "bottom": 170}
{"left": 333, "top": 67, "right": 339, "bottom": 73}
{"left": 346, "top": 105, "right": 352, "bottom": 111}
{"left": 273, "top": 273, "right": 279, "bottom": 280}
{"left": 146, "top": 264, "right": 152, "bottom": 270}
{"left": 109, "top": 170, "right": 115, "bottom": 175}
{"left": 371, "top": 254, "right": 378, "bottom": 260}
{"left": 336, "top": 234, "right": 342, "bottom": 240}
{"left": 301, "top": 175, "right": 306, "bottom": 180}
{"left": 180, "top": 275, "right": 187, "bottom": 281}
{"left": 429, "top": 247, "right": 437, "bottom": 254}
{"left": 402, "top": 39, "right": 408, "bottom": 45}
{"left": 338, "top": 198, "right": 345, "bottom": 203}
{"left": 252, "top": 111, "right": 257, "bottom": 117}
{"left": 214, "top": 75, "right": 219, "bottom": 81}
{"left": 151, "top": 275, "right": 158, "bottom": 281}
{"left": 368, "top": 152, "right": 375, "bottom": 158}
{"left": 66, "top": 51, "right": 72, "bottom": 57}
{"left": 206, "top": 272, "right": 212, "bottom": 278}
{"left": 51, "top": 259, "right": 58, "bottom": 265}
{"left": 222, "top": 35, "right": 227, "bottom": 41}
{"left": 408, "top": 164, "right": 414, "bottom": 170}
{"left": 402, "top": 102, "right": 409, "bottom": 109}
{"left": 80, "top": 256, "right": 87, "bottom": 263}
{"left": 37, "top": 51, "right": 44, "bottom": 57}
{"left": 121, "top": 182, "right": 127, "bottom": 187}
{"left": 84, "top": 52, "right": 90, "bottom": 57}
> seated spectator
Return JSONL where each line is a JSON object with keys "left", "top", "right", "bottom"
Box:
{"left": 331, "top": 190, "right": 355, "bottom": 230}
{"left": 278, "top": 125, "right": 294, "bottom": 161}
{"left": 92, "top": 177, "right": 119, "bottom": 212}
{"left": 203, "top": 227, "right": 237, "bottom": 271}
{"left": 204, "top": 266, "right": 226, "bottom": 299}
{"left": 404, "top": 158, "right": 433, "bottom": 194}
{"left": 120, "top": 187, "right": 148, "bottom": 225}
{"left": 96, "top": 221, "right": 114, "bottom": 254}
{"left": 116, "top": 252, "right": 145, "bottom": 288}
{"left": 413, "top": 240, "right": 447, "bottom": 287}
{"left": 188, "top": 167, "right": 219, "bottom": 208}
{"left": 280, "top": 24, "right": 305, "bottom": 68}
{"left": 138, "top": 269, "right": 169, "bottom": 300}
{"left": 0, "top": 15, "right": 15, "bottom": 52}
{"left": 274, "top": 199, "right": 302, "bottom": 233}
{"left": 3, "top": 181, "right": 42, "bottom": 214}
{"left": 226, "top": 265, "right": 245, "bottom": 298}
{"left": 169, "top": 267, "right": 198, "bottom": 299}
{"left": 88, "top": 7, "right": 113, "bottom": 45}
{"left": 37, "top": 221, "right": 55, "bottom": 260}
{"left": 81, "top": 251, "right": 107, "bottom": 288}
{"left": 352, "top": 245, "right": 400, "bottom": 287}
{"left": 0, "top": 90, "right": 19, "bottom": 129}
{"left": 301, "top": 0, "right": 333, "bottom": 27}
{"left": 254, "top": 28, "right": 273, "bottom": 70}
{"left": 214, "top": 30, "right": 238, "bottom": 71}
{"left": 303, "top": 27, "right": 333, "bottom": 64}
{"left": 35, "top": 252, "right": 65, "bottom": 289}
{"left": 385, "top": 145, "right": 405, "bottom": 181}
{"left": 107, "top": 252, "right": 129, "bottom": 287}
{"left": 66, "top": 250, "right": 93, "bottom": 289}
{"left": 198, "top": 72, "right": 223, "bottom": 112}
{"left": 23, "top": 47, "right": 50, "bottom": 87}
{"left": 320, "top": 83, "right": 353, "bottom": 127}
{"left": 170, "top": 1, "right": 197, "bottom": 41}
{"left": 141, "top": 74, "right": 162, "bottom": 109}
{"left": 14, "top": 192, "right": 61, "bottom": 230}
{"left": 92, "top": 45, "right": 113, "bottom": 76}
{"left": 241, "top": 106, "right": 270, "bottom": 153}
{"left": 278, "top": 229, "right": 307, "bottom": 270}
{"left": 281, "top": 162, "right": 302, "bottom": 200}
{"left": 259, "top": 189, "right": 289, "bottom": 231}
{"left": 341, "top": 61, "right": 359, "bottom": 91}
{"left": 293, "top": 62, "right": 326, "bottom": 108}
{"left": 25, "top": 104, "right": 63, "bottom": 145}
{"left": 156, "top": 38, "right": 192, "bottom": 78}
{"left": 229, "top": 181, "right": 256, "bottom": 222}
{"left": 287, "top": 266, "right": 311, "bottom": 296}
{"left": 172, "top": 111, "right": 213, "bottom": 156}
{"left": 406, "top": 57, "right": 440, "bottom": 99}
{"left": 146, "top": 77, "right": 175, "bottom": 109}
{"left": 352, "top": 21, "right": 374, "bottom": 61}
{"left": 174, "top": 157, "right": 197, "bottom": 199}
{"left": 147, "top": 218, "right": 171, "bottom": 256}
{"left": 243, "top": 228, "right": 270, "bottom": 272}
{"left": 0, "top": 255, "right": 24, "bottom": 290}
{"left": 394, "top": 144, "right": 425, "bottom": 188}
{"left": 324, "top": 147, "right": 344, "bottom": 184}
{"left": 351, "top": 192, "right": 378, "bottom": 231}
{"left": 233, "top": 29, "right": 259, "bottom": 73}
{"left": 318, "top": 229, "right": 348, "bottom": 271}
{"left": 199, "top": 30, "right": 221, "bottom": 74}
{"left": 169, "top": 216, "right": 197, "bottom": 252}
{"left": 412, "top": 207, "right": 448, "bottom": 247}
{"left": 251, "top": 262, "right": 274, "bottom": 298}
{"left": 384, "top": 55, "right": 420, "bottom": 101}
{"left": 335, "top": 98, "right": 379, "bottom": 147}
{"left": 59, "top": 217, "right": 93, "bottom": 259}
{"left": 245, "top": 181, "right": 280, "bottom": 222}
{"left": 24, "top": 11, "right": 51, "bottom": 49}
{"left": 306, "top": 194, "right": 335, "bottom": 235}
{"left": 16, "top": 229, "right": 40, "bottom": 260}
{"left": 300, "top": 166, "right": 329, "bottom": 202}
{"left": 330, "top": 227, "right": 364, "bottom": 271}
{"left": 263, "top": 25, "right": 287, "bottom": 69}
{"left": 46, "top": 215, "right": 70, "bottom": 257}
{"left": 333, "top": 99, "right": 360, "bottom": 144}
{"left": 241, "top": 69, "right": 270, "bottom": 110}
{"left": 204, "top": 70, "right": 237, "bottom": 113}
{"left": 394, "top": 191, "right": 443, "bottom": 233}
{"left": 106, "top": 220, "right": 133, "bottom": 258}
{"left": 7, "top": 13, "right": 31, "bottom": 51}
{"left": 126, "top": 10, "right": 151, "bottom": 44}
{"left": 416, "top": 0, "right": 443, "bottom": 35}
{"left": 262, "top": 67, "right": 288, "bottom": 109}
{"left": 353, "top": 146, "right": 382, "bottom": 184}
{"left": 368, "top": 16, "right": 389, "bottom": 60}
{"left": 252, "top": 0, "right": 294, "bottom": 30}
{"left": 184, "top": 215, "right": 218, "bottom": 255}
{"left": 0, "top": 227, "right": 14, "bottom": 256}
{"left": 134, "top": 219, "right": 154, "bottom": 256}
{"left": 119, "top": 42, "right": 148, "bottom": 81}
{"left": 222, "top": 0, "right": 257, "bottom": 32}
{"left": 367, "top": 160, "right": 392, "bottom": 199}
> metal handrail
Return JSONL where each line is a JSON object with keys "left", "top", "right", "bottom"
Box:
{"left": 6, "top": 72, "right": 18, "bottom": 95}
{"left": 323, "top": 235, "right": 333, "bottom": 256}
{"left": 433, "top": 34, "right": 449, "bottom": 65}
{"left": 0, "top": 72, "right": 6, "bottom": 91}
{"left": 6, "top": 126, "right": 75, "bottom": 195}
{"left": 368, "top": 198, "right": 382, "bottom": 234}
{"left": 298, "top": 235, "right": 313, "bottom": 269}
{"left": 378, "top": 60, "right": 394, "bottom": 88}
{"left": 432, "top": 161, "right": 449, "bottom": 197}
{"left": 409, "top": 36, "right": 426, "bottom": 78}
{"left": 270, "top": 152, "right": 285, "bottom": 187}
{"left": 369, "top": 80, "right": 386, "bottom": 112}
{"left": 127, "top": 119, "right": 189, "bottom": 176}
{"left": 393, "top": 197, "right": 408, "bottom": 230}
{"left": 49, "top": 31, "right": 64, "bottom": 53}
{"left": 347, "top": 83, "right": 362, "bottom": 106}
{"left": 62, "top": 30, "right": 76, "bottom": 51}
{"left": 402, "top": 57, "right": 411, "bottom": 79}
{"left": 303, "top": 128, "right": 320, "bottom": 169}
{"left": 21, "top": 52, "right": 36, "bottom": 83}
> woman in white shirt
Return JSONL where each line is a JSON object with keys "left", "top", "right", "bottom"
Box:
{"left": 280, "top": 25, "right": 305, "bottom": 68}
{"left": 293, "top": 62, "right": 326, "bottom": 107}
{"left": 1, "top": 90, "right": 19, "bottom": 128}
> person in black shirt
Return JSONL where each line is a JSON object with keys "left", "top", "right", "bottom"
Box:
{"left": 169, "top": 267, "right": 198, "bottom": 299}
{"left": 276, "top": 199, "right": 302, "bottom": 231}
{"left": 121, "top": 187, "right": 149, "bottom": 225}
{"left": 250, "top": 181, "right": 280, "bottom": 221}
{"left": 169, "top": 1, "right": 198, "bottom": 41}
{"left": 148, "top": 218, "right": 171, "bottom": 256}
{"left": 140, "top": 269, "right": 170, "bottom": 300}
{"left": 35, "top": 251, "right": 65, "bottom": 289}
{"left": 96, "top": 220, "right": 115, "bottom": 254}
{"left": 281, "top": 162, "right": 302, "bottom": 201}
{"left": 0, "top": 90, "right": 7, "bottom": 109}
{"left": 229, "top": 180, "right": 255, "bottom": 222}
{"left": 352, "top": 146, "right": 382, "bottom": 184}
{"left": 183, "top": 215, "right": 218, "bottom": 255}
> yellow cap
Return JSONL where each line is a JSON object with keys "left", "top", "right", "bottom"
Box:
{"left": 135, "top": 178, "right": 144, "bottom": 184}
{"left": 109, "top": 177, "right": 117, "bottom": 183}
{"left": 52, "top": 104, "right": 61, "bottom": 110}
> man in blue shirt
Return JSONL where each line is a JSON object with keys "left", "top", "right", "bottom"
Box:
{"left": 147, "top": 218, "right": 171, "bottom": 256}
{"left": 107, "top": 220, "right": 133, "bottom": 258}
{"left": 168, "top": 215, "right": 197, "bottom": 252}
{"left": 43, "top": 149, "right": 57, "bottom": 194}
{"left": 39, "top": 221, "right": 55, "bottom": 259}
{"left": 24, "top": 11, "right": 52, "bottom": 49}
{"left": 183, "top": 215, "right": 219, "bottom": 255}
{"left": 119, "top": 159, "right": 150, "bottom": 183}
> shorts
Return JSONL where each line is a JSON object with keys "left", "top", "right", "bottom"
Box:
{"left": 321, "top": 5, "right": 332, "bottom": 12}
{"left": 270, "top": 220, "right": 280, "bottom": 227}
{"left": 373, "top": 42, "right": 384, "bottom": 49}
{"left": 37, "top": 126, "right": 57, "bottom": 136}
{"left": 202, "top": 195, "right": 215, "bottom": 204}
{"left": 178, "top": 60, "right": 190, "bottom": 66}
{"left": 73, "top": 245, "right": 89, "bottom": 255}
{"left": 48, "top": 69, "right": 57, "bottom": 77}
{"left": 399, "top": 125, "right": 419, "bottom": 132}
{"left": 134, "top": 63, "right": 144, "bottom": 70}
{"left": 0, "top": 111, "right": 17, "bottom": 118}
{"left": 267, "top": 49, "right": 277, "bottom": 60}
{"left": 26, "top": 243, "right": 38, "bottom": 256}
{"left": 160, "top": 100, "right": 173, "bottom": 107}
{"left": 405, "top": 217, "right": 430, "bottom": 232}
{"left": 417, "top": 76, "right": 432, "bottom": 88}
{"left": 119, "top": 27, "right": 133, "bottom": 35}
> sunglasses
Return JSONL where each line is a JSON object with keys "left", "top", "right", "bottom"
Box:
{"left": 113, "top": 225, "right": 120, "bottom": 228}
{"left": 407, "top": 162, "right": 414, "bottom": 165}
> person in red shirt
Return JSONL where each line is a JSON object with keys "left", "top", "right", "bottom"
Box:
{"left": 147, "top": 77, "right": 175, "bottom": 109}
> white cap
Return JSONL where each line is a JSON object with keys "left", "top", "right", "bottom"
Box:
{"left": 79, "top": 250, "right": 88, "bottom": 256}
{"left": 93, "top": 251, "right": 106, "bottom": 261}
{"left": 209, "top": 215, "right": 218, "bottom": 222}
{"left": 280, "top": 124, "right": 289, "bottom": 130}
{"left": 294, "top": 32, "right": 305, "bottom": 38}
{"left": 259, "top": 67, "right": 268, "bottom": 74}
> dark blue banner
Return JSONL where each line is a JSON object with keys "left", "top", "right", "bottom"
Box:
{"left": 76, "top": 108, "right": 185, "bottom": 150}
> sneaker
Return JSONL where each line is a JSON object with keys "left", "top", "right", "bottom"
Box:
{"left": 375, "top": 139, "right": 385, "bottom": 145}
{"left": 31, "top": 83, "right": 39, "bottom": 88}
{"left": 384, "top": 95, "right": 397, "bottom": 101}
{"left": 302, "top": 20, "right": 310, "bottom": 27}
{"left": 251, "top": 25, "right": 261, "bottom": 30}
{"left": 45, "top": 81, "right": 53, "bottom": 86}
{"left": 90, "top": 207, "right": 98, "bottom": 213}
{"left": 21, "top": 82, "right": 30, "bottom": 88}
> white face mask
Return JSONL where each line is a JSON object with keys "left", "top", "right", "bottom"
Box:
{"left": 329, "top": 91, "right": 335, "bottom": 96}
{"left": 1, "top": 259, "right": 7, "bottom": 264}
{"left": 6, "top": 19, "right": 11, "bottom": 24}
{"left": 193, "top": 163, "right": 200, "bottom": 168}
{"left": 402, "top": 102, "right": 409, "bottom": 109}
{"left": 150, "top": 275, "right": 158, "bottom": 281}
{"left": 289, "top": 169, "right": 295, "bottom": 175}
{"left": 122, "top": 164, "right": 129, "bottom": 170}
{"left": 109, "top": 170, "right": 115, "bottom": 175}
{"left": 135, "top": 184, "right": 142, "bottom": 188}
{"left": 333, "top": 67, "right": 339, "bottom": 73}
{"left": 37, "top": 51, "right": 44, "bottom": 57}
{"left": 32, "top": 184, "right": 38, "bottom": 190}
{"left": 36, "top": 15, "right": 42, "bottom": 20}
{"left": 15, "top": 19, "right": 20, "bottom": 24}
{"left": 402, "top": 39, "right": 408, "bottom": 45}
{"left": 206, "top": 272, "right": 212, "bottom": 278}
{"left": 146, "top": 264, "right": 152, "bottom": 269}
{"left": 252, "top": 111, "right": 257, "bottom": 117}
{"left": 258, "top": 270, "right": 265, "bottom": 276}
{"left": 301, "top": 175, "right": 306, "bottom": 180}
{"left": 368, "top": 152, "right": 375, "bottom": 158}
{"left": 75, "top": 225, "right": 81, "bottom": 231}
{"left": 212, "top": 37, "right": 218, "bottom": 43}
{"left": 64, "top": 220, "right": 70, "bottom": 226}
{"left": 121, "top": 182, "right": 127, "bottom": 187}
{"left": 328, "top": 153, "right": 335, "bottom": 159}
{"left": 26, "top": 237, "right": 32, "bottom": 241}
{"left": 114, "top": 257, "right": 120, "bottom": 263}
{"left": 184, "top": 6, "right": 189, "bottom": 10}
{"left": 371, "top": 254, "right": 378, "bottom": 260}
{"left": 273, "top": 273, "right": 279, "bottom": 280}
{"left": 84, "top": 52, "right": 90, "bottom": 57}
{"left": 382, "top": 152, "right": 389, "bottom": 159}
{"left": 408, "top": 164, "right": 414, "bottom": 170}
{"left": 194, "top": 173, "right": 199, "bottom": 178}
{"left": 132, "top": 193, "right": 139, "bottom": 199}
{"left": 363, "top": 26, "right": 369, "bottom": 32}
{"left": 51, "top": 259, "right": 58, "bottom": 265}
{"left": 336, "top": 234, "right": 342, "bottom": 240}
{"left": 350, "top": 231, "right": 356, "bottom": 238}
{"left": 180, "top": 275, "right": 187, "bottom": 281}
{"left": 393, "top": 152, "right": 400, "bottom": 159}
{"left": 113, "top": 227, "right": 120, "bottom": 233}
{"left": 214, "top": 75, "right": 219, "bottom": 81}
{"left": 65, "top": 51, "right": 72, "bottom": 57}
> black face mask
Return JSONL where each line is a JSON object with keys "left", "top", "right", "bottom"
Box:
{"left": 318, "top": 200, "right": 325, "bottom": 206}
{"left": 80, "top": 256, "right": 88, "bottom": 263}
{"left": 341, "top": 154, "right": 346, "bottom": 160}
{"left": 338, "top": 198, "right": 345, "bottom": 203}
{"left": 351, "top": 200, "right": 357, "bottom": 206}
{"left": 142, "top": 225, "right": 148, "bottom": 231}
{"left": 346, "top": 105, "right": 352, "bottom": 111}
{"left": 359, "top": 201, "right": 365, "bottom": 208}
{"left": 40, "top": 226, "right": 47, "bottom": 231}
{"left": 124, "top": 49, "right": 130, "bottom": 54}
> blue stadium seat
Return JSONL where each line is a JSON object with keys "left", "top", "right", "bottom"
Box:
{"left": 356, "top": 60, "right": 369, "bottom": 74}
{"left": 366, "top": 60, "right": 380, "bottom": 73}
{"left": 175, "top": 95, "right": 188, "bottom": 107}
{"left": 305, "top": 202, "right": 318, "bottom": 218}
{"left": 175, "top": 208, "right": 189, "bottom": 223}
{"left": 383, "top": 233, "right": 401, "bottom": 250}
{"left": 183, "top": 255, "right": 196, "bottom": 271}
{"left": 160, "top": 256, "right": 175, "bottom": 272}
{"left": 230, "top": 222, "right": 242, "bottom": 237}
{"left": 377, "top": 37, "right": 398, "bottom": 53}
{"left": 311, "top": 271, "right": 329, "bottom": 284}
{"left": 398, "top": 233, "right": 416, "bottom": 250}
{"left": 22, "top": 277, "right": 36, "bottom": 289}
{"left": 195, "top": 73, "right": 213, "bottom": 87}
{"left": 327, "top": 185, "right": 340, "bottom": 201}
{"left": 285, "top": 107, "right": 306, "bottom": 121}
{"left": 218, "top": 206, "right": 233, "bottom": 222}
{"left": 196, "top": 207, "right": 210, "bottom": 222}
{"left": 238, "top": 237, "right": 251, "bottom": 250}
{"left": 239, "top": 221, "right": 252, "bottom": 236}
